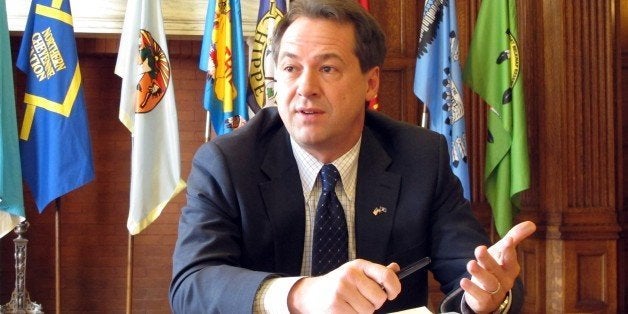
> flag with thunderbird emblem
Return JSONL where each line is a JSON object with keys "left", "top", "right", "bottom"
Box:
{"left": 116, "top": 0, "right": 186, "bottom": 235}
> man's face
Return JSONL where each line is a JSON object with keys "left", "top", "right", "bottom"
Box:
{"left": 275, "top": 17, "right": 379, "bottom": 163}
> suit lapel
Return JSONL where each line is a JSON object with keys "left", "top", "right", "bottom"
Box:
{"left": 259, "top": 130, "right": 305, "bottom": 275}
{"left": 257, "top": 120, "right": 402, "bottom": 272}
{"left": 355, "top": 128, "right": 401, "bottom": 263}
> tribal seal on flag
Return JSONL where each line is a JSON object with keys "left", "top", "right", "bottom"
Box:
{"left": 248, "top": 0, "right": 284, "bottom": 112}
{"left": 136, "top": 29, "right": 170, "bottom": 113}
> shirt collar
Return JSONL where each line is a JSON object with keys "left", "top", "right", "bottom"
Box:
{"left": 291, "top": 137, "right": 361, "bottom": 201}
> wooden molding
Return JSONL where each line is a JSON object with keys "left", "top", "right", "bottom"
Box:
{"left": 565, "top": 240, "right": 617, "bottom": 313}
{"left": 520, "top": 238, "right": 545, "bottom": 313}
{"left": 7, "top": 0, "right": 261, "bottom": 37}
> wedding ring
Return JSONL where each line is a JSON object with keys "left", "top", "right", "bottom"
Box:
{"left": 485, "top": 281, "right": 501, "bottom": 295}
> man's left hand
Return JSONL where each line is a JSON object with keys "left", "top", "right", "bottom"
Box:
{"left": 460, "top": 221, "right": 536, "bottom": 313}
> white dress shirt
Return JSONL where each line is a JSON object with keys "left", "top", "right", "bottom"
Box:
{"left": 254, "top": 137, "right": 361, "bottom": 313}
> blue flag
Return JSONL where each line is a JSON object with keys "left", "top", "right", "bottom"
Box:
{"left": 200, "top": 0, "right": 248, "bottom": 136}
{"left": 17, "top": 0, "right": 95, "bottom": 212}
{"left": 413, "top": 0, "right": 470, "bottom": 200}
{"left": 247, "top": 0, "right": 286, "bottom": 112}
{"left": 0, "top": 0, "right": 25, "bottom": 237}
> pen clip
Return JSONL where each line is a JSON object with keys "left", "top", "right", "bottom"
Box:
{"left": 397, "top": 257, "right": 431, "bottom": 280}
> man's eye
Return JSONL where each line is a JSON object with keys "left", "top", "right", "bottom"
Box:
{"left": 283, "top": 66, "right": 295, "bottom": 72}
{"left": 321, "top": 66, "right": 334, "bottom": 73}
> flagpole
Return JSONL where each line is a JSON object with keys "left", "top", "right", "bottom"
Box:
{"left": 126, "top": 135, "right": 134, "bottom": 314}
{"left": 205, "top": 111, "right": 211, "bottom": 142}
{"left": 420, "top": 103, "right": 429, "bottom": 128}
{"left": 126, "top": 233, "right": 133, "bottom": 314}
{"left": 55, "top": 198, "right": 61, "bottom": 314}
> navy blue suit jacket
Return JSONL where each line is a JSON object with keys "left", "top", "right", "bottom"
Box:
{"left": 169, "top": 107, "right": 522, "bottom": 313}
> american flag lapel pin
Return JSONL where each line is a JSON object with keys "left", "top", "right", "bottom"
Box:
{"left": 372, "top": 206, "right": 387, "bottom": 216}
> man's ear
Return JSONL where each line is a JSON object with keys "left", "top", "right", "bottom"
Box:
{"left": 365, "top": 66, "right": 380, "bottom": 102}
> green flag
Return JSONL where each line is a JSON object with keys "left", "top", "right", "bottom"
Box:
{"left": 464, "top": 0, "right": 530, "bottom": 237}
{"left": 0, "top": 0, "right": 25, "bottom": 238}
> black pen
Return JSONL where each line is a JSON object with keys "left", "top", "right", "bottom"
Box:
{"left": 396, "top": 257, "right": 431, "bottom": 280}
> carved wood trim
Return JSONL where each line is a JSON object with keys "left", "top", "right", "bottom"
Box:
{"left": 520, "top": 238, "right": 545, "bottom": 313}
{"left": 7, "top": 0, "right": 261, "bottom": 37}
{"left": 565, "top": 240, "right": 617, "bottom": 313}
{"left": 369, "top": 0, "right": 420, "bottom": 126}
{"left": 533, "top": 0, "right": 620, "bottom": 237}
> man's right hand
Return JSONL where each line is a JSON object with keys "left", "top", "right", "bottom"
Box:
{"left": 287, "top": 259, "right": 401, "bottom": 313}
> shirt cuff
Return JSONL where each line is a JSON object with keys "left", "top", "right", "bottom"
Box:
{"left": 253, "top": 276, "right": 304, "bottom": 314}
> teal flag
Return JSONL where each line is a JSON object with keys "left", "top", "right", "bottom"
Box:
{"left": 17, "top": 0, "right": 95, "bottom": 212}
{"left": 0, "top": 0, "right": 25, "bottom": 238}
{"left": 464, "top": 0, "right": 530, "bottom": 237}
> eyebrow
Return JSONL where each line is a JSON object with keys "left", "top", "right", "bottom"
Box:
{"left": 279, "top": 51, "right": 345, "bottom": 65}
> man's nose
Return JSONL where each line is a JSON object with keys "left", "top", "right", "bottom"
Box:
{"left": 296, "top": 68, "right": 320, "bottom": 97}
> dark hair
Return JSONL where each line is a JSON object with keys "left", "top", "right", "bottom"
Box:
{"left": 272, "top": 0, "right": 387, "bottom": 73}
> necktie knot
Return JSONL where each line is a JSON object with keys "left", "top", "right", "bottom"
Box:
{"left": 320, "top": 164, "right": 340, "bottom": 193}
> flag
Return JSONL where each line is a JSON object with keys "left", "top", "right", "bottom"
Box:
{"left": 357, "top": 0, "right": 370, "bottom": 9}
{"left": 413, "top": 0, "right": 470, "bottom": 200}
{"left": 116, "top": 0, "right": 186, "bottom": 235}
{"left": 201, "top": 0, "right": 248, "bottom": 135}
{"left": 246, "top": 0, "right": 286, "bottom": 112}
{"left": 464, "top": 0, "right": 530, "bottom": 237}
{"left": 16, "top": 0, "right": 95, "bottom": 212}
{"left": 357, "top": 0, "right": 380, "bottom": 111}
{"left": 0, "top": 0, "right": 25, "bottom": 238}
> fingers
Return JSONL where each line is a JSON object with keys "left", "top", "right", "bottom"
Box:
{"left": 381, "top": 263, "right": 401, "bottom": 299}
{"left": 460, "top": 277, "right": 503, "bottom": 311}
{"left": 497, "top": 221, "right": 536, "bottom": 248}
{"left": 471, "top": 246, "right": 508, "bottom": 292}
{"left": 357, "top": 260, "right": 401, "bottom": 302}
{"left": 386, "top": 262, "right": 401, "bottom": 273}
{"left": 342, "top": 280, "right": 383, "bottom": 313}
{"left": 458, "top": 222, "right": 535, "bottom": 313}
{"left": 290, "top": 259, "right": 401, "bottom": 313}
{"left": 500, "top": 236, "right": 521, "bottom": 274}
{"left": 475, "top": 241, "right": 517, "bottom": 288}
{"left": 338, "top": 260, "right": 400, "bottom": 312}
{"left": 460, "top": 247, "right": 509, "bottom": 312}
{"left": 460, "top": 276, "right": 496, "bottom": 298}
{"left": 488, "top": 220, "right": 535, "bottom": 262}
{"left": 475, "top": 245, "right": 500, "bottom": 273}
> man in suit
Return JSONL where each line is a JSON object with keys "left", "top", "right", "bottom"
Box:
{"left": 169, "top": 0, "right": 536, "bottom": 313}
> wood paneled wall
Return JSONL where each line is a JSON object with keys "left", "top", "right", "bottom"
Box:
{"left": 0, "top": 0, "right": 624, "bottom": 313}
{"left": 370, "top": 0, "right": 624, "bottom": 312}
{"left": 507, "top": 1, "right": 620, "bottom": 312}
{"left": 619, "top": 0, "right": 627, "bottom": 311}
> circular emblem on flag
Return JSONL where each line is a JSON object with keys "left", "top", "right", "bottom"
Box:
{"left": 248, "top": 2, "right": 284, "bottom": 112}
{"left": 135, "top": 29, "right": 171, "bottom": 113}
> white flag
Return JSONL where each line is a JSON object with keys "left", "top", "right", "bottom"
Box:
{"left": 115, "top": 0, "right": 185, "bottom": 235}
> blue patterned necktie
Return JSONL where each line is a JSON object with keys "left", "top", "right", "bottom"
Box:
{"left": 312, "top": 164, "right": 348, "bottom": 276}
